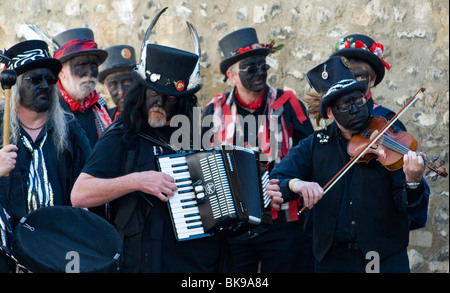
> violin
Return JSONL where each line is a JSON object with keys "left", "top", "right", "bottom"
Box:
{"left": 347, "top": 115, "right": 448, "bottom": 177}
{"left": 298, "top": 87, "right": 447, "bottom": 214}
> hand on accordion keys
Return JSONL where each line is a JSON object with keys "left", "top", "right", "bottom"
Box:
{"left": 265, "top": 178, "right": 284, "bottom": 210}
{"left": 138, "top": 170, "right": 178, "bottom": 202}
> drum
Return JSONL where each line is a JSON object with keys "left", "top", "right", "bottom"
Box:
{"left": 11, "top": 206, "right": 122, "bottom": 273}
{"left": 0, "top": 205, "right": 13, "bottom": 257}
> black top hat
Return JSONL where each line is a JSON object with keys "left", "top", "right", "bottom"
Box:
{"left": 132, "top": 44, "right": 201, "bottom": 97}
{"left": 218, "top": 28, "right": 270, "bottom": 75}
{"left": 1, "top": 40, "right": 62, "bottom": 77}
{"left": 331, "top": 34, "right": 390, "bottom": 86}
{"left": 98, "top": 45, "right": 136, "bottom": 83}
{"left": 306, "top": 56, "right": 367, "bottom": 119}
{"left": 52, "top": 28, "right": 108, "bottom": 64}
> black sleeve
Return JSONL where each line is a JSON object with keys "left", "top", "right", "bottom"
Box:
{"left": 82, "top": 132, "right": 124, "bottom": 179}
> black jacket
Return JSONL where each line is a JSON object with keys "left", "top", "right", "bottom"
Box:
{"left": 270, "top": 122, "right": 429, "bottom": 261}
{"left": 0, "top": 114, "right": 91, "bottom": 227}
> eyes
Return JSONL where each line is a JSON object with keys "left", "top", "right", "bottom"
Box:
{"left": 23, "top": 75, "right": 57, "bottom": 85}
{"left": 148, "top": 90, "right": 177, "bottom": 103}
{"left": 238, "top": 63, "right": 270, "bottom": 74}
{"left": 333, "top": 96, "right": 366, "bottom": 113}
{"left": 106, "top": 78, "right": 134, "bottom": 91}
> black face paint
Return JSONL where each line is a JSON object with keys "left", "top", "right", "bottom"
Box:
{"left": 145, "top": 89, "right": 179, "bottom": 122}
{"left": 105, "top": 71, "right": 134, "bottom": 112}
{"left": 331, "top": 91, "right": 370, "bottom": 133}
{"left": 238, "top": 55, "right": 268, "bottom": 92}
{"left": 19, "top": 68, "right": 55, "bottom": 113}
{"left": 69, "top": 55, "right": 100, "bottom": 78}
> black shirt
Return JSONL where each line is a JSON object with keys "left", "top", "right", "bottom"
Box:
{"left": 82, "top": 124, "right": 224, "bottom": 273}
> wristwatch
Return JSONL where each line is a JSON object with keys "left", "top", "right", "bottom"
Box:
{"left": 406, "top": 181, "right": 422, "bottom": 189}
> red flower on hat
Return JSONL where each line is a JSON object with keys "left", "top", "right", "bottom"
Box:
{"left": 236, "top": 46, "right": 252, "bottom": 54}
{"left": 335, "top": 38, "right": 391, "bottom": 70}
{"left": 233, "top": 41, "right": 284, "bottom": 56}
{"left": 353, "top": 40, "right": 367, "bottom": 50}
{"left": 175, "top": 80, "right": 185, "bottom": 91}
{"left": 370, "top": 43, "right": 391, "bottom": 70}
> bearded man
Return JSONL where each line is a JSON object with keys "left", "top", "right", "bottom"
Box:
{"left": 53, "top": 28, "right": 112, "bottom": 148}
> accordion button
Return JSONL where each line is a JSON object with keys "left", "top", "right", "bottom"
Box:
{"left": 196, "top": 192, "right": 205, "bottom": 199}
{"left": 195, "top": 186, "right": 204, "bottom": 193}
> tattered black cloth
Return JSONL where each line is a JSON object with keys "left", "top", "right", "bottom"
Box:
{"left": 12, "top": 206, "right": 122, "bottom": 273}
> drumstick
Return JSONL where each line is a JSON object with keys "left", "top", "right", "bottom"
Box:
{"left": 1, "top": 69, "right": 17, "bottom": 177}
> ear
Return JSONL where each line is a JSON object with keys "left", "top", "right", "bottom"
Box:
{"left": 58, "top": 63, "right": 68, "bottom": 80}
{"left": 227, "top": 69, "right": 238, "bottom": 84}
{"left": 369, "top": 74, "right": 376, "bottom": 89}
{"left": 326, "top": 107, "right": 335, "bottom": 120}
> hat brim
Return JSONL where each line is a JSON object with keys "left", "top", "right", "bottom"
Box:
{"left": 319, "top": 80, "right": 367, "bottom": 119}
{"left": 219, "top": 47, "right": 270, "bottom": 75}
{"left": 98, "top": 65, "right": 135, "bottom": 83}
{"left": 331, "top": 49, "right": 385, "bottom": 86}
{"left": 14, "top": 58, "right": 62, "bottom": 77}
{"left": 132, "top": 69, "right": 201, "bottom": 97}
{"left": 57, "top": 49, "right": 108, "bottom": 65}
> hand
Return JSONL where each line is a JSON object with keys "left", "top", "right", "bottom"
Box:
{"left": 0, "top": 144, "right": 18, "bottom": 176}
{"left": 403, "top": 151, "right": 426, "bottom": 183}
{"left": 266, "top": 179, "right": 283, "bottom": 210}
{"left": 290, "top": 179, "right": 323, "bottom": 209}
{"left": 137, "top": 170, "right": 178, "bottom": 202}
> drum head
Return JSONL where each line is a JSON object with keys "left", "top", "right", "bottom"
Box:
{"left": 12, "top": 206, "right": 122, "bottom": 273}
{"left": 0, "top": 206, "right": 13, "bottom": 256}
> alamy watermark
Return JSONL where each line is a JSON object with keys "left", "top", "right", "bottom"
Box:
{"left": 169, "top": 107, "right": 279, "bottom": 161}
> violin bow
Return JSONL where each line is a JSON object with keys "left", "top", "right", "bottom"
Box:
{"left": 299, "top": 87, "right": 426, "bottom": 214}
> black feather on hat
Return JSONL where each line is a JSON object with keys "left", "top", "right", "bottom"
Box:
{"left": 331, "top": 34, "right": 391, "bottom": 86}
{"left": 306, "top": 56, "right": 367, "bottom": 119}
{"left": 1, "top": 40, "right": 62, "bottom": 77}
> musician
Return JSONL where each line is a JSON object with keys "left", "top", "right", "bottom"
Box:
{"left": 329, "top": 34, "right": 430, "bottom": 231}
{"left": 53, "top": 27, "right": 112, "bottom": 148}
{"left": 0, "top": 40, "right": 92, "bottom": 272}
{"left": 71, "top": 14, "right": 283, "bottom": 273}
{"left": 270, "top": 56, "right": 429, "bottom": 273}
{"left": 201, "top": 27, "right": 314, "bottom": 273}
{"left": 98, "top": 45, "right": 136, "bottom": 121}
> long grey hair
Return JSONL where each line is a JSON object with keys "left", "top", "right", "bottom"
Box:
{"left": 9, "top": 74, "right": 73, "bottom": 157}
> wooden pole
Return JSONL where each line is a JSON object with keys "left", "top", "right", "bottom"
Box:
{"left": 1, "top": 69, "right": 18, "bottom": 177}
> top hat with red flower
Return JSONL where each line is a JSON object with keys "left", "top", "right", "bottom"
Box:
{"left": 1, "top": 40, "right": 62, "bottom": 77}
{"left": 306, "top": 56, "right": 367, "bottom": 119}
{"left": 330, "top": 34, "right": 391, "bottom": 86}
{"left": 218, "top": 28, "right": 274, "bottom": 75}
{"left": 52, "top": 28, "right": 108, "bottom": 64}
{"left": 98, "top": 45, "right": 136, "bottom": 83}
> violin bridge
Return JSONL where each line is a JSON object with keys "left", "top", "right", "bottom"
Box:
{"left": 369, "top": 129, "right": 379, "bottom": 141}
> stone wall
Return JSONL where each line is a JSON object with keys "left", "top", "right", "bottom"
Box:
{"left": 0, "top": 0, "right": 448, "bottom": 273}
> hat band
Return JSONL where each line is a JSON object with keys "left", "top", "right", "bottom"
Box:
{"left": 334, "top": 38, "right": 391, "bottom": 70}
{"left": 230, "top": 41, "right": 283, "bottom": 57}
{"left": 323, "top": 79, "right": 359, "bottom": 99}
{"left": 145, "top": 70, "right": 187, "bottom": 92}
{"left": 54, "top": 39, "right": 98, "bottom": 59}
{"left": 8, "top": 48, "right": 51, "bottom": 70}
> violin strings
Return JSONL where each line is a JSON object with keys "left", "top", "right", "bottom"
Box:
{"left": 371, "top": 131, "right": 432, "bottom": 166}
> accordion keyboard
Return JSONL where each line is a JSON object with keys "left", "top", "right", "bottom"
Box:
{"left": 158, "top": 156, "right": 210, "bottom": 241}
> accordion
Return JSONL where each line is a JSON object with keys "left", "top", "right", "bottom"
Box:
{"left": 157, "top": 146, "right": 272, "bottom": 241}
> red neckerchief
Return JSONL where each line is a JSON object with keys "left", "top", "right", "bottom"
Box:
{"left": 234, "top": 88, "right": 265, "bottom": 109}
{"left": 58, "top": 80, "right": 99, "bottom": 112}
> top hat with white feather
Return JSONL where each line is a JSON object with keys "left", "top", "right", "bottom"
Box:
{"left": 132, "top": 7, "right": 202, "bottom": 97}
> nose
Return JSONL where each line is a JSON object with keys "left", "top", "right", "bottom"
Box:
{"left": 349, "top": 102, "right": 359, "bottom": 113}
